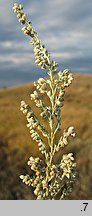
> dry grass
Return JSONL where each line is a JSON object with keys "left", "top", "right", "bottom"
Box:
{"left": 0, "top": 73, "right": 92, "bottom": 199}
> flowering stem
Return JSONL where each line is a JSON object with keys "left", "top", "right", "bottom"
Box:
{"left": 13, "top": 3, "right": 77, "bottom": 200}
{"left": 48, "top": 69, "right": 56, "bottom": 165}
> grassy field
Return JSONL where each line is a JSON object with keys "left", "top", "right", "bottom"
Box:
{"left": 0, "top": 73, "right": 92, "bottom": 199}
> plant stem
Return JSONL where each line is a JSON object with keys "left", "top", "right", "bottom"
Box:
{"left": 48, "top": 69, "right": 56, "bottom": 165}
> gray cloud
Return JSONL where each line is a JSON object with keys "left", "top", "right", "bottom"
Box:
{"left": 0, "top": 0, "right": 92, "bottom": 87}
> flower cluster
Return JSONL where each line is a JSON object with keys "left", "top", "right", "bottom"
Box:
{"left": 13, "top": 3, "right": 77, "bottom": 200}
{"left": 20, "top": 155, "right": 76, "bottom": 200}
{"left": 13, "top": 3, "right": 26, "bottom": 24}
{"left": 20, "top": 157, "right": 48, "bottom": 199}
{"left": 57, "top": 69, "right": 73, "bottom": 91}
{"left": 62, "top": 126, "right": 76, "bottom": 146}
{"left": 34, "top": 44, "right": 50, "bottom": 69}
{"left": 13, "top": 3, "right": 51, "bottom": 70}
{"left": 30, "top": 90, "right": 41, "bottom": 108}
{"left": 54, "top": 126, "right": 76, "bottom": 153}
{"left": 20, "top": 101, "right": 49, "bottom": 157}
{"left": 60, "top": 153, "right": 76, "bottom": 179}
{"left": 20, "top": 174, "right": 32, "bottom": 186}
{"left": 20, "top": 100, "right": 38, "bottom": 129}
{"left": 22, "top": 25, "right": 33, "bottom": 36}
{"left": 34, "top": 78, "right": 47, "bottom": 93}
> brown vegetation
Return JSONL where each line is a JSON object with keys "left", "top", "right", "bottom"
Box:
{"left": 0, "top": 73, "right": 92, "bottom": 199}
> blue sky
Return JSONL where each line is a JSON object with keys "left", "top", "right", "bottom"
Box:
{"left": 0, "top": 0, "right": 92, "bottom": 87}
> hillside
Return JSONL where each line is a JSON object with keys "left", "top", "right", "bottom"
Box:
{"left": 0, "top": 73, "right": 92, "bottom": 199}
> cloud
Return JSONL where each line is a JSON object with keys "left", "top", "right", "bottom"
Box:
{"left": 0, "top": 0, "right": 92, "bottom": 87}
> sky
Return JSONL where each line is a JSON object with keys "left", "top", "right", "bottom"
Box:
{"left": 0, "top": 0, "right": 92, "bottom": 87}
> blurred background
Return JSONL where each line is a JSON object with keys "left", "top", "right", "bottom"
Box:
{"left": 0, "top": 0, "right": 92, "bottom": 199}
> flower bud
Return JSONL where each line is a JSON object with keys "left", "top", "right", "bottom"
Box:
{"left": 19, "top": 4, "right": 23, "bottom": 10}
{"left": 29, "top": 156, "right": 34, "bottom": 163}
{"left": 67, "top": 126, "right": 76, "bottom": 137}
{"left": 17, "top": 13, "right": 22, "bottom": 19}
{"left": 14, "top": 3, "right": 18, "bottom": 7}
{"left": 20, "top": 175, "right": 24, "bottom": 179}
{"left": 27, "top": 26, "right": 32, "bottom": 31}
{"left": 18, "top": 18, "right": 23, "bottom": 23}
{"left": 24, "top": 30, "right": 29, "bottom": 35}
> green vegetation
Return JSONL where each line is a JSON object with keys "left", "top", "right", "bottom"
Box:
{"left": 0, "top": 74, "right": 92, "bottom": 199}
